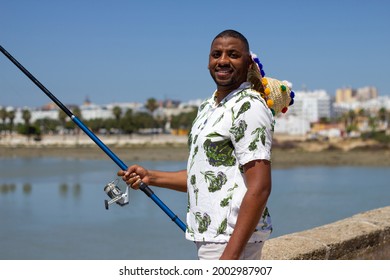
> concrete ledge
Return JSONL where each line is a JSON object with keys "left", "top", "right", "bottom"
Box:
{"left": 262, "top": 206, "right": 390, "bottom": 260}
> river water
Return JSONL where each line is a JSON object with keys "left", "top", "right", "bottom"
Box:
{"left": 0, "top": 157, "right": 389, "bottom": 259}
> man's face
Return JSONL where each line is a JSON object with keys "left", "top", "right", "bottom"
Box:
{"left": 208, "top": 36, "right": 252, "bottom": 93}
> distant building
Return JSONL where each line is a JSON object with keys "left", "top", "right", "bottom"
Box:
{"left": 287, "top": 90, "right": 332, "bottom": 123}
{"left": 336, "top": 86, "right": 377, "bottom": 104}
{"left": 274, "top": 114, "right": 311, "bottom": 135}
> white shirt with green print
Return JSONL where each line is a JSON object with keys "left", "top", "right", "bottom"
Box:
{"left": 185, "top": 82, "right": 274, "bottom": 243}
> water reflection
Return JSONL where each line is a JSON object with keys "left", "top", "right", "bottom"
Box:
{"left": 23, "top": 183, "right": 32, "bottom": 194}
{"left": 0, "top": 182, "right": 82, "bottom": 198}
{"left": 59, "top": 183, "right": 68, "bottom": 197}
{"left": 58, "top": 183, "right": 82, "bottom": 198}
{"left": 0, "top": 183, "right": 33, "bottom": 195}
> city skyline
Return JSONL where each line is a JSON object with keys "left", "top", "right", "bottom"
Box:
{"left": 1, "top": 0, "right": 389, "bottom": 108}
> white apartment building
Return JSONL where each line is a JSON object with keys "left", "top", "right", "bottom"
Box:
{"left": 288, "top": 90, "right": 332, "bottom": 122}
{"left": 274, "top": 114, "right": 311, "bottom": 135}
{"left": 274, "top": 90, "right": 332, "bottom": 135}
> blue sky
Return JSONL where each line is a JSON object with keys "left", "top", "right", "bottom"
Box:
{"left": 1, "top": 0, "right": 389, "bottom": 108}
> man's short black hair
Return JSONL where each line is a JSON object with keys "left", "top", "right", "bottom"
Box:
{"left": 212, "top": 30, "right": 250, "bottom": 53}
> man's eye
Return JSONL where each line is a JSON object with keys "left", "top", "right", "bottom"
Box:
{"left": 229, "top": 53, "right": 239, "bottom": 58}
{"left": 211, "top": 52, "right": 221, "bottom": 58}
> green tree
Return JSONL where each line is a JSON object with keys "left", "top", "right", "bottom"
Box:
{"left": 120, "top": 109, "right": 135, "bottom": 135}
{"left": 112, "top": 106, "right": 122, "bottom": 122}
{"left": 170, "top": 107, "right": 198, "bottom": 130}
{"left": 378, "top": 107, "right": 388, "bottom": 129}
{"left": 133, "top": 112, "right": 156, "bottom": 130}
{"left": 112, "top": 106, "right": 122, "bottom": 136}
{"left": 58, "top": 109, "right": 68, "bottom": 138}
{"left": 7, "top": 109, "right": 16, "bottom": 136}
{"left": 21, "top": 108, "right": 32, "bottom": 140}
{"left": 0, "top": 107, "right": 7, "bottom": 134}
{"left": 145, "top": 98, "right": 159, "bottom": 114}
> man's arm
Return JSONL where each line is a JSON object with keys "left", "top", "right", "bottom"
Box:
{"left": 219, "top": 159, "right": 271, "bottom": 259}
{"left": 118, "top": 165, "right": 188, "bottom": 192}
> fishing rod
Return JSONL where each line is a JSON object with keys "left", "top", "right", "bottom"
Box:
{"left": 0, "top": 45, "right": 186, "bottom": 232}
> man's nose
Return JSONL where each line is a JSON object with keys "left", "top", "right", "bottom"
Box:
{"left": 218, "top": 53, "right": 230, "bottom": 65}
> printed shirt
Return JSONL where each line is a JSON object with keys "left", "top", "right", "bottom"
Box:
{"left": 185, "top": 82, "right": 274, "bottom": 243}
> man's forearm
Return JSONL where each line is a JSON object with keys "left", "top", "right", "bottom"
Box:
{"left": 148, "top": 169, "right": 188, "bottom": 192}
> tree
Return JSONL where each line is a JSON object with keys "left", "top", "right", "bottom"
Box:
{"left": 120, "top": 109, "right": 135, "bottom": 135}
{"left": 112, "top": 106, "right": 122, "bottom": 135}
{"left": 170, "top": 107, "right": 198, "bottom": 130}
{"left": 112, "top": 106, "right": 122, "bottom": 122}
{"left": 378, "top": 107, "right": 388, "bottom": 129}
{"left": 21, "top": 108, "right": 32, "bottom": 140}
{"left": 145, "top": 98, "right": 159, "bottom": 114}
{"left": 7, "top": 109, "right": 16, "bottom": 136}
{"left": 0, "top": 107, "right": 7, "bottom": 134}
{"left": 58, "top": 109, "right": 67, "bottom": 132}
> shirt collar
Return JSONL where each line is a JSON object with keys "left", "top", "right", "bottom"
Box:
{"left": 212, "top": 82, "right": 251, "bottom": 106}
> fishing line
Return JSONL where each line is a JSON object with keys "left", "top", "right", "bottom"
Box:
{"left": 0, "top": 45, "right": 186, "bottom": 232}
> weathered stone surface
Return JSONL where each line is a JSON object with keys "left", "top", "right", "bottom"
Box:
{"left": 262, "top": 206, "right": 390, "bottom": 260}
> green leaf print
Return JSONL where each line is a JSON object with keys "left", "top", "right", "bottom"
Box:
{"left": 212, "top": 113, "right": 224, "bottom": 127}
{"left": 195, "top": 212, "right": 211, "bottom": 234}
{"left": 206, "top": 132, "right": 224, "bottom": 138}
{"left": 220, "top": 183, "right": 238, "bottom": 207}
{"left": 215, "top": 218, "right": 227, "bottom": 237}
{"left": 261, "top": 207, "right": 272, "bottom": 231}
{"left": 220, "top": 194, "right": 232, "bottom": 207}
{"left": 199, "top": 101, "right": 208, "bottom": 112}
{"left": 248, "top": 126, "right": 266, "bottom": 151}
{"left": 201, "top": 171, "right": 227, "bottom": 192}
{"left": 187, "top": 226, "right": 195, "bottom": 238}
{"left": 190, "top": 175, "right": 199, "bottom": 205}
{"left": 235, "top": 101, "right": 251, "bottom": 120}
{"left": 229, "top": 119, "right": 248, "bottom": 142}
{"left": 187, "top": 132, "right": 192, "bottom": 151}
{"left": 189, "top": 145, "right": 199, "bottom": 170}
{"left": 235, "top": 90, "right": 261, "bottom": 103}
{"left": 187, "top": 192, "right": 190, "bottom": 213}
{"left": 203, "top": 138, "right": 236, "bottom": 167}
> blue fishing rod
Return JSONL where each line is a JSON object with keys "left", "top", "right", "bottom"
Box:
{"left": 0, "top": 45, "right": 186, "bottom": 232}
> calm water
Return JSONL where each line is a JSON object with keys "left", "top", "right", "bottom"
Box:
{"left": 0, "top": 157, "right": 389, "bottom": 260}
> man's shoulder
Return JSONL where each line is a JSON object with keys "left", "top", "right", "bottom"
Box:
{"left": 232, "top": 88, "right": 266, "bottom": 107}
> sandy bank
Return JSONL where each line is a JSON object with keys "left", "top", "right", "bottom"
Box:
{"left": 1, "top": 134, "right": 389, "bottom": 167}
{"left": 1, "top": 146, "right": 389, "bottom": 167}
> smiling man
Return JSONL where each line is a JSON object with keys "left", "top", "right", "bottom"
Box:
{"left": 208, "top": 30, "right": 252, "bottom": 102}
{"left": 119, "top": 30, "right": 276, "bottom": 260}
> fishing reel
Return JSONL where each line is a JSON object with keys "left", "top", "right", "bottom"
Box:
{"left": 103, "top": 179, "right": 129, "bottom": 210}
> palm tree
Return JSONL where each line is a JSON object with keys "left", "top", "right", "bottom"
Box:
{"left": 58, "top": 109, "right": 68, "bottom": 139}
{"left": 7, "top": 109, "right": 16, "bottom": 137}
{"left": 112, "top": 106, "right": 122, "bottom": 141}
{"left": 145, "top": 98, "right": 159, "bottom": 115}
{"left": 378, "top": 107, "right": 388, "bottom": 129}
{"left": 22, "top": 108, "right": 32, "bottom": 141}
{"left": 0, "top": 107, "right": 7, "bottom": 135}
{"left": 112, "top": 106, "right": 122, "bottom": 122}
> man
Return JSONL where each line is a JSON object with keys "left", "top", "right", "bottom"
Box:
{"left": 118, "top": 30, "right": 275, "bottom": 260}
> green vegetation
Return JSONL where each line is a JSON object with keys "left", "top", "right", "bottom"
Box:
{"left": 0, "top": 103, "right": 198, "bottom": 139}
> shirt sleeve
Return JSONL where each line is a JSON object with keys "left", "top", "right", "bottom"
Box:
{"left": 229, "top": 96, "right": 274, "bottom": 166}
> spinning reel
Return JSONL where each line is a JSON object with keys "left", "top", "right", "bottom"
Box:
{"left": 103, "top": 179, "right": 129, "bottom": 210}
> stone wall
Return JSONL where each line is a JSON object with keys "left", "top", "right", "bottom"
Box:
{"left": 262, "top": 206, "right": 390, "bottom": 260}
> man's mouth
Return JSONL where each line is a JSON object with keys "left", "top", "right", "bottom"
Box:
{"left": 216, "top": 67, "right": 233, "bottom": 79}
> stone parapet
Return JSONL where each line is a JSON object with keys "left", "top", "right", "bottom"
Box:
{"left": 262, "top": 206, "right": 390, "bottom": 260}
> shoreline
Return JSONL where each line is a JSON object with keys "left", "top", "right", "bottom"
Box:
{"left": 1, "top": 134, "right": 389, "bottom": 167}
{"left": 1, "top": 145, "right": 389, "bottom": 167}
